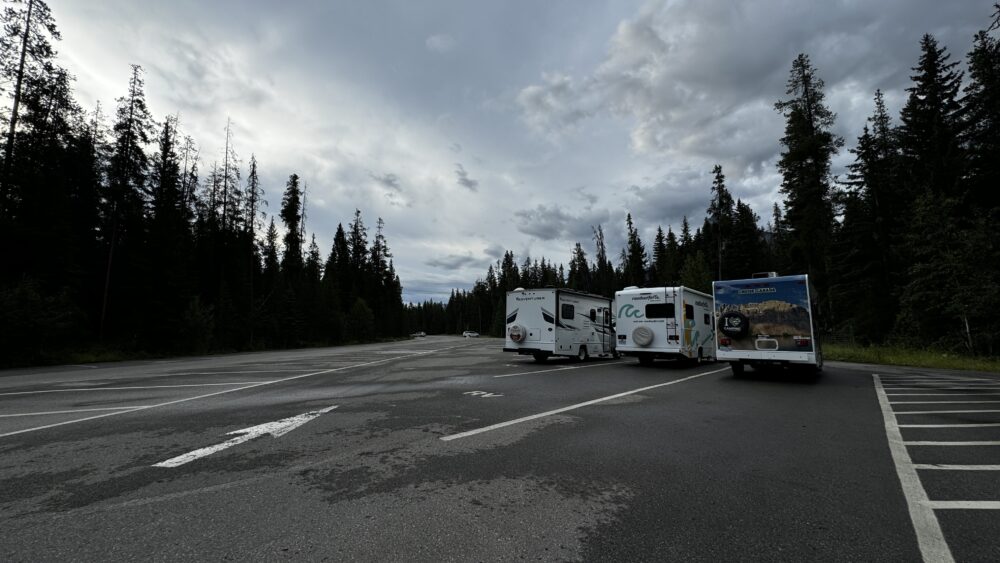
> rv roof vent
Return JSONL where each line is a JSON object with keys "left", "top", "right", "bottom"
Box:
{"left": 752, "top": 271, "right": 778, "bottom": 278}
{"left": 624, "top": 286, "right": 639, "bottom": 290}
{"left": 514, "top": 287, "right": 525, "bottom": 292}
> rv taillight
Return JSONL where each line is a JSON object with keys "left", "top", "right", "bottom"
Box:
{"left": 794, "top": 337, "right": 811, "bottom": 347}
{"left": 720, "top": 337, "right": 731, "bottom": 346}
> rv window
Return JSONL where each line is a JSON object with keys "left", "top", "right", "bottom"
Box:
{"left": 589, "top": 309, "right": 597, "bottom": 322}
{"left": 561, "top": 303, "right": 575, "bottom": 320}
{"left": 646, "top": 303, "right": 674, "bottom": 319}
{"left": 685, "top": 304, "right": 694, "bottom": 320}
{"left": 604, "top": 310, "right": 611, "bottom": 326}
{"left": 704, "top": 313, "right": 711, "bottom": 325}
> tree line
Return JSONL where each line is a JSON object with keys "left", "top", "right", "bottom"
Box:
{"left": 436, "top": 8, "right": 1000, "bottom": 355}
{"left": 0, "top": 1, "right": 405, "bottom": 366}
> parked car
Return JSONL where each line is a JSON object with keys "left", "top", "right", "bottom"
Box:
{"left": 462, "top": 331, "right": 479, "bottom": 338}
{"left": 411, "top": 331, "right": 427, "bottom": 337}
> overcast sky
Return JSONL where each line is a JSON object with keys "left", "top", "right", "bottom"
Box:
{"left": 54, "top": 0, "right": 990, "bottom": 302}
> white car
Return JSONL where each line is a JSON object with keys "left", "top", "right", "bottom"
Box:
{"left": 411, "top": 331, "right": 427, "bottom": 338}
{"left": 462, "top": 331, "right": 479, "bottom": 338}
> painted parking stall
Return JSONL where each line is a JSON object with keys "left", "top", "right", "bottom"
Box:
{"left": 875, "top": 371, "right": 1000, "bottom": 562}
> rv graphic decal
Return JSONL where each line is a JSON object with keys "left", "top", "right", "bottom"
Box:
{"left": 714, "top": 280, "right": 813, "bottom": 352}
{"left": 506, "top": 309, "right": 518, "bottom": 324}
{"left": 541, "top": 308, "right": 555, "bottom": 324}
{"left": 618, "top": 304, "right": 643, "bottom": 319}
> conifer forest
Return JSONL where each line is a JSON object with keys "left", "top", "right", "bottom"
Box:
{"left": 1, "top": 2, "right": 999, "bottom": 366}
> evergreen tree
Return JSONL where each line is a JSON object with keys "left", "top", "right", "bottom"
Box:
{"left": 679, "top": 250, "right": 712, "bottom": 293}
{"left": 100, "top": 64, "right": 156, "bottom": 339}
{"left": 704, "top": 164, "right": 734, "bottom": 279}
{"left": 621, "top": 213, "right": 647, "bottom": 287}
{"left": 726, "top": 200, "right": 765, "bottom": 280}
{"left": 963, "top": 20, "right": 1000, "bottom": 211}
{"left": 567, "top": 242, "right": 591, "bottom": 291}
{"left": 895, "top": 35, "right": 972, "bottom": 348}
{"left": 1, "top": 0, "right": 61, "bottom": 216}
{"left": 592, "top": 225, "right": 615, "bottom": 297}
{"left": 774, "top": 53, "right": 842, "bottom": 314}
{"left": 279, "top": 173, "right": 303, "bottom": 275}
{"left": 650, "top": 226, "right": 667, "bottom": 285}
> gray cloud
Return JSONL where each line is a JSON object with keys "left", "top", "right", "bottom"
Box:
{"left": 370, "top": 171, "right": 401, "bottom": 191}
{"left": 514, "top": 204, "right": 611, "bottom": 242}
{"left": 483, "top": 243, "right": 505, "bottom": 260}
{"left": 426, "top": 252, "right": 490, "bottom": 270}
{"left": 454, "top": 163, "right": 479, "bottom": 191}
{"left": 518, "top": 0, "right": 984, "bottom": 170}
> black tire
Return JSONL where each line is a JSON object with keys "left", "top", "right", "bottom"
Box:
{"left": 577, "top": 346, "right": 589, "bottom": 362}
{"left": 533, "top": 353, "right": 548, "bottom": 363}
{"left": 638, "top": 354, "right": 654, "bottom": 366}
{"left": 695, "top": 348, "right": 704, "bottom": 365}
{"left": 730, "top": 361, "right": 745, "bottom": 377}
{"left": 719, "top": 311, "right": 750, "bottom": 339}
{"left": 612, "top": 350, "right": 621, "bottom": 360}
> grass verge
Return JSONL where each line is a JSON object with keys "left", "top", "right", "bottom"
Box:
{"left": 824, "top": 344, "right": 1000, "bottom": 373}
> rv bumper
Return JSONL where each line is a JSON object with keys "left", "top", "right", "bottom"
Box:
{"left": 504, "top": 347, "right": 546, "bottom": 355}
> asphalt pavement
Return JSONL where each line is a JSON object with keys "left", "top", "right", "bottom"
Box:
{"left": 1, "top": 337, "right": 997, "bottom": 561}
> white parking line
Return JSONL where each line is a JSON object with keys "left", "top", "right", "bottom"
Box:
{"left": 895, "top": 409, "right": 1000, "bottom": 415}
{"left": 873, "top": 374, "right": 954, "bottom": 563}
{"left": 925, "top": 501, "right": 1000, "bottom": 510}
{"left": 899, "top": 423, "right": 1000, "bottom": 428}
{"left": 890, "top": 401, "right": 1000, "bottom": 405}
{"left": 913, "top": 464, "right": 1000, "bottom": 471}
{"left": 0, "top": 406, "right": 153, "bottom": 418}
{"left": 443, "top": 367, "right": 729, "bottom": 441}
{"left": 904, "top": 441, "right": 1000, "bottom": 446}
{"left": 0, "top": 382, "right": 279, "bottom": 397}
{"left": 883, "top": 387, "right": 1000, "bottom": 390}
{"left": 887, "top": 393, "right": 1000, "bottom": 396}
{"left": 0, "top": 346, "right": 458, "bottom": 439}
{"left": 492, "top": 361, "right": 625, "bottom": 378}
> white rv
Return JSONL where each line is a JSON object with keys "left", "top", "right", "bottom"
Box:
{"left": 712, "top": 273, "right": 822, "bottom": 375}
{"left": 504, "top": 288, "right": 616, "bottom": 362}
{"left": 614, "top": 286, "right": 716, "bottom": 365}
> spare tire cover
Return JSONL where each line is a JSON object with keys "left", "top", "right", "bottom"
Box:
{"left": 508, "top": 324, "right": 526, "bottom": 343}
{"left": 719, "top": 311, "right": 749, "bottom": 338}
{"left": 632, "top": 326, "right": 654, "bottom": 347}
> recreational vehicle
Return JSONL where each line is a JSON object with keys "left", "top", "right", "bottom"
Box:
{"left": 712, "top": 273, "right": 822, "bottom": 375}
{"left": 504, "top": 288, "right": 616, "bottom": 362}
{"left": 614, "top": 286, "right": 716, "bottom": 365}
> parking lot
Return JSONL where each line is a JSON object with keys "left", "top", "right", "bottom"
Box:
{"left": 0, "top": 337, "right": 997, "bottom": 561}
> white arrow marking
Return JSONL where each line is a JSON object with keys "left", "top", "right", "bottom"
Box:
{"left": 463, "top": 391, "right": 503, "bottom": 398}
{"left": 153, "top": 405, "right": 337, "bottom": 468}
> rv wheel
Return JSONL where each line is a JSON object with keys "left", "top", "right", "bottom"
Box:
{"left": 638, "top": 354, "right": 653, "bottom": 366}
{"left": 532, "top": 352, "right": 548, "bottom": 363}
{"left": 730, "top": 361, "right": 745, "bottom": 377}
{"left": 577, "top": 346, "right": 589, "bottom": 362}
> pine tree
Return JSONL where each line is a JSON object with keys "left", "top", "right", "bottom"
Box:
{"left": 621, "top": 213, "right": 647, "bottom": 287}
{"left": 567, "top": 242, "right": 591, "bottom": 291}
{"left": 774, "top": 53, "right": 842, "bottom": 311}
{"left": 592, "top": 225, "right": 615, "bottom": 297}
{"left": 963, "top": 20, "right": 1000, "bottom": 211}
{"left": 100, "top": 64, "right": 156, "bottom": 340}
{"left": 726, "top": 201, "right": 765, "bottom": 280}
{"left": 279, "top": 173, "right": 303, "bottom": 276}
{"left": 0, "top": 0, "right": 61, "bottom": 216}
{"left": 679, "top": 250, "right": 712, "bottom": 293}
{"left": 704, "top": 164, "right": 734, "bottom": 280}
{"left": 895, "top": 35, "right": 971, "bottom": 348}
